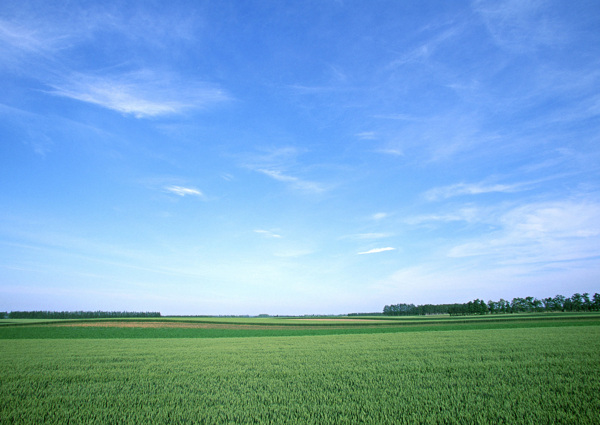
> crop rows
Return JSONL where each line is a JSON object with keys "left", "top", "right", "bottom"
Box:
{"left": 2, "top": 314, "right": 599, "bottom": 340}
{"left": 1, "top": 326, "right": 599, "bottom": 424}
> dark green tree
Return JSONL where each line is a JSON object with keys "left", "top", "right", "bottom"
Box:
{"left": 593, "top": 293, "right": 600, "bottom": 311}
{"left": 553, "top": 295, "right": 566, "bottom": 311}
{"left": 542, "top": 297, "right": 555, "bottom": 311}
{"left": 582, "top": 293, "right": 592, "bottom": 311}
{"left": 571, "top": 293, "right": 584, "bottom": 311}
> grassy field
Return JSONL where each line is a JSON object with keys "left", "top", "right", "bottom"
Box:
{"left": 1, "top": 314, "right": 599, "bottom": 424}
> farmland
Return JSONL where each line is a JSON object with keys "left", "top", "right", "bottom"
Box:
{"left": 1, "top": 314, "right": 599, "bottom": 424}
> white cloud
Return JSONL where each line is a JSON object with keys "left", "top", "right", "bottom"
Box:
{"left": 372, "top": 260, "right": 600, "bottom": 305}
{"left": 238, "top": 146, "right": 329, "bottom": 194}
{"left": 0, "top": 3, "right": 199, "bottom": 58}
{"left": 405, "top": 208, "right": 482, "bottom": 225}
{"left": 243, "top": 146, "right": 301, "bottom": 169}
{"left": 257, "top": 169, "right": 296, "bottom": 183}
{"left": 447, "top": 200, "right": 600, "bottom": 265}
{"left": 371, "top": 112, "right": 488, "bottom": 164}
{"left": 387, "top": 26, "right": 461, "bottom": 67}
{"left": 254, "top": 230, "right": 282, "bottom": 239}
{"left": 356, "top": 131, "right": 377, "bottom": 140}
{"left": 345, "top": 233, "right": 391, "bottom": 240}
{"left": 358, "top": 247, "right": 396, "bottom": 255}
{"left": 474, "top": 0, "right": 567, "bottom": 53}
{"left": 424, "top": 181, "right": 524, "bottom": 201}
{"left": 273, "top": 249, "right": 313, "bottom": 258}
{"left": 0, "top": 19, "right": 54, "bottom": 55}
{"left": 257, "top": 169, "right": 326, "bottom": 193}
{"left": 164, "top": 185, "right": 204, "bottom": 198}
{"left": 0, "top": 10, "right": 228, "bottom": 119}
{"left": 503, "top": 202, "right": 600, "bottom": 239}
{"left": 385, "top": 198, "right": 600, "bottom": 304}
{"left": 372, "top": 212, "right": 388, "bottom": 220}
{"left": 373, "top": 113, "right": 415, "bottom": 121}
{"left": 287, "top": 84, "right": 349, "bottom": 95}
{"left": 48, "top": 71, "right": 229, "bottom": 118}
{"left": 376, "top": 147, "right": 404, "bottom": 156}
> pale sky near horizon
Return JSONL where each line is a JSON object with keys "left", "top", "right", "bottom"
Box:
{"left": 1, "top": 1, "right": 599, "bottom": 315}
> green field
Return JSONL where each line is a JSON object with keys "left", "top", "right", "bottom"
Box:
{"left": 1, "top": 315, "right": 599, "bottom": 424}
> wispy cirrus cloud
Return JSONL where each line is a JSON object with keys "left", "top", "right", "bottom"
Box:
{"left": 376, "top": 147, "right": 404, "bottom": 156}
{"left": 1, "top": 2, "right": 199, "bottom": 59}
{"left": 164, "top": 185, "right": 204, "bottom": 198}
{"left": 287, "top": 84, "right": 353, "bottom": 95}
{"left": 372, "top": 198, "right": 600, "bottom": 304}
{"left": 344, "top": 233, "right": 392, "bottom": 240}
{"left": 424, "top": 181, "right": 526, "bottom": 201}
{"left": 387, "top": 25, "right": 462, "bottom": 68}
{"left": 370, "top": 111, "right": 490, "bottom": 164}
{"left": 355, "top": 131, "right": 377, "bottom": 140}
{"left": 1, "top": 7, "right": 228, "bottom": 119}
{"left": 447, "top": 200, "right": 600, "bottom": 264}
{"left": 0, "top": 19, "right": 57, "bottom": 56}
{"left": 238, "top": 146, "right": 328, "bottom": 194}
{"left": 254, "top": 229, "right": 282, "bottom": 238}
{"left": 273, "top": 248, "right": 313, "bottom": 258}
{"left": 474, "top": 0, "right": 567, "bottom": 53}
{"left": 358, "top": 247, "right": 395, "bottom": 255}
{"left": 256, "top": 169, "right": 326, "bottom": 193}
{"left": 48, "top": 71, "right": 229, "bottom": 118}
{"left": 405, "top": 208, "right": 482, "bottom": 226}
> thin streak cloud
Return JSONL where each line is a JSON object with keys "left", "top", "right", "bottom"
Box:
{"left": 164, "top": 185, "right": 204, "bottom": 198}
{"left": 424, "top": 181, "right": 525, "bottom": 201}
{"left": 358, "top": 247, "right": 396, "bottom": 255}
{"left": 474, "top": 0, "right": 567, "bottom": 52}
{"left": 254, "top": 230, "right": 282, "bottom": 239}
{"left": 447, "top": 200, "right": 600, "bottom": 264}
{"left": 48, "top": 71, "right": 229, "bottom": 118}
{"left": 257, "top": 169, "right": 326, "bottom": 194}
{"left": 345, "top": 233, "right": 391, "bottom": 240}
{"left": 0, "top": 19, "right": 53, "bottom": 54}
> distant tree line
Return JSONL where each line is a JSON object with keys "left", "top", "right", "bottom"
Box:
{"left": 384, "top": 292, "right": 600, "bottom": 316}
{"left": 3, "top": 311, "right": 161, "bottom": 319}
{"left": 383, "top": 303, "right": 463, "bottom": 316}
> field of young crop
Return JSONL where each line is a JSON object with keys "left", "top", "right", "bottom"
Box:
{"left": 1, "top": 315, "right": 599, "bottom": 424}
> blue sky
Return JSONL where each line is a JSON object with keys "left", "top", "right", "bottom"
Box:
{"left": 1, "top": 1, "right": 599, "bottom": 315}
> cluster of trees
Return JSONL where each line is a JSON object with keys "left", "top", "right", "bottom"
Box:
{"left": 383, "top": 303, "right": 463, "bottom": 316}
{"left": 384, "top": 292, "right": 600, "bottom": 316}
{"left": 3, "top": 311, "right": 161, "bottom": 319}
{"left": 448, "top": 300, "right": 488, "bottom": 316}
